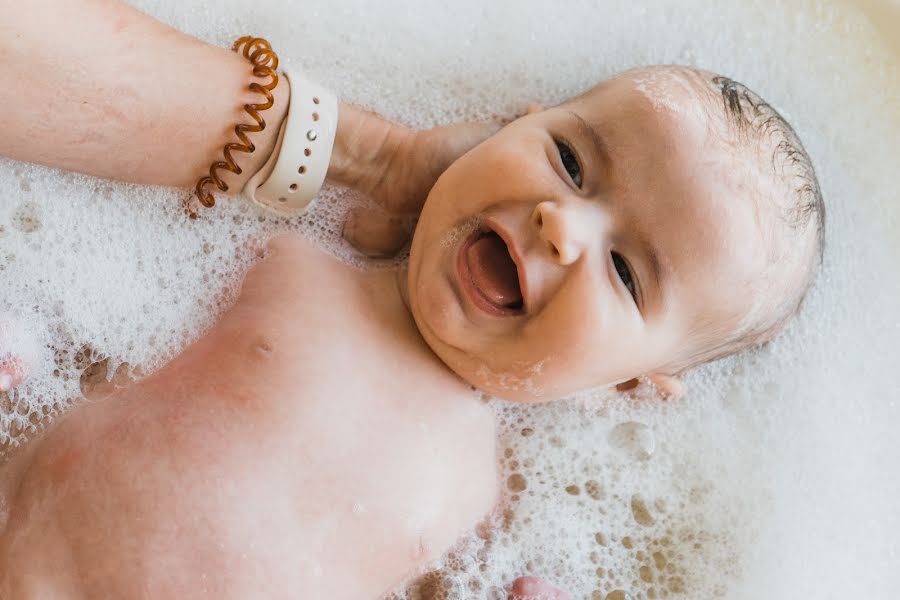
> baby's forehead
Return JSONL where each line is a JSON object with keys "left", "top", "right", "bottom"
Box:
{"left": 566, "top": 68, "right": 725, "bottom": 158}
{"left": 625, "top": 66, "right": 717, "bottom": 119}
{"left": 565, "top": 70, "right": 755, "bottom": 195}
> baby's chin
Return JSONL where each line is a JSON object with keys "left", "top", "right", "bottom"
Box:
{"left": 406, "top": 267, "right": 570, "bottom": 403}
{"left": 408, "top": 308, "right": 547, "bottom": 402}
{"left": 461, "top": 366, "right": 548, "bottom": 403}
{"left": 436, "top": 348, "right": 563, "bottom": 403}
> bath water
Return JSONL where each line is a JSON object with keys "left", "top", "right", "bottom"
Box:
{"left": 1, "top": 0, "right": 897, "bottom": 598}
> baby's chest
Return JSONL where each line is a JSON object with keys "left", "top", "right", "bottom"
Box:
{"left": 11, "top": 349, "right": 495, "bottom": 598}
{"left": 186, "top": 366, "right": 496, "bottom": 596}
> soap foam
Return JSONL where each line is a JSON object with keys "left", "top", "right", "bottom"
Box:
{"left": 1, "top": 0, "right": 898, "bottom": 598}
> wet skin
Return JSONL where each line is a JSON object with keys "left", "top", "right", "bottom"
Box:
{"left": 0, "top": 235, "right": 496, "bottom": 599}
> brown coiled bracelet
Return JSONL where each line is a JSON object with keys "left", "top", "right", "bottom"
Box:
{"left": 189, "top": 35, "right": 280, "bottom": 217}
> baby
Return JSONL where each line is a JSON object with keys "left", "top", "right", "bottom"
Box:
{"left": 0, "top": 64, "right": 823, "bottom": 598}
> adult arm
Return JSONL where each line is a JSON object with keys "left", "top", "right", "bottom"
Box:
{"left": 0, "top": 0, "right": 496, "bottom": 251}
{"left": 0, "top": 0, "right": 290, "bottom": 192}
{"left": 0, "top": 0, "right": 410, "bottom": 196}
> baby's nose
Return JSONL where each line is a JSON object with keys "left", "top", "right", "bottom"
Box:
{"left": 530, "top": 200, "right": 595, "bottom": 265}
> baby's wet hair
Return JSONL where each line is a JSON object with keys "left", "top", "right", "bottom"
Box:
{"left": 678, "top": 69, "right": 826, "bottom": 370}
{"left": 711, "top": 74, "right": 825, "bottom": 252}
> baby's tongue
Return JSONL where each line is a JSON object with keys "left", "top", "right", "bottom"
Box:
{"left": 466, "top": 232, "right": 522, "bottom": 307}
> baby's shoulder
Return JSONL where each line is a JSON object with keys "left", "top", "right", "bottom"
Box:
{"left": 235, "top": 233, "right": 360, "bottom": 313}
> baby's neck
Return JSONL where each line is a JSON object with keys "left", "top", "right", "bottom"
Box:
{"left": 360, "top": 265, "right": 465, "bottom": 385}
{"left": 360, "top": 266, "right": 419, "bottom": 341}
{"left": 394, "top": 267, "right": 412, "bottom": 313}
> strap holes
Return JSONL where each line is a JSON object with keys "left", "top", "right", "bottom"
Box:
{"left": 298, "top": 166, "right": 307, "bottom": 174}
{"left": 304, "top": 148, "right": 312, "bottom": 157}
{"left": 289, "top": 183, "right": 298, "bottom": 191}
{"left": 312, "top": 112, "right": 319, "bottom": 121}
{"left": 313, "top": 96, "right": 320, "bottom": 104}
{"left": 278, "top": 197, "right": 287, "bottom": 203}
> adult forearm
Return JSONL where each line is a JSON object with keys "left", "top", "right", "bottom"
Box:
{"left": 0, "top": 0, "right": 287, "bottom": 192}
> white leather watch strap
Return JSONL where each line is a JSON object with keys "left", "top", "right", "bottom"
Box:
{"left": 243, "top": 69, "right": 338, "bottom": 215}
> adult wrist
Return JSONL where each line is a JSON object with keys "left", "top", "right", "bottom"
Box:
{"left": 326, "top": 104, "right": 414, "bottom": 196}
{"left": 236, "top": 72, "right": 413, "bottom": 213}
{"left": 216, "top": 73, "right": 291, "bottom": 196}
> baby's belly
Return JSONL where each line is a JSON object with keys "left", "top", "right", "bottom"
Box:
{"left": 0, "top": 359, "right": 492, "bottom": 599}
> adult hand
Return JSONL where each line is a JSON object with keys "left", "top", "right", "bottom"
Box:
{"left": 336, "top": 112, "right": 500, "bottom": 257}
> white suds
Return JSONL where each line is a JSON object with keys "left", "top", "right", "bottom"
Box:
{"left": 2, "top": 0, "right": 898, "bottom": 598}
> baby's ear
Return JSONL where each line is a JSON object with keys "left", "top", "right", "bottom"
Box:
{"left": 647, "top": 373, "right": 685, "bottom": 400}
{"left": 615, "top": 374, "right": 684, "bottom": 400}
{"left": 615, "top": 378, "right": 640, "bottom": 393}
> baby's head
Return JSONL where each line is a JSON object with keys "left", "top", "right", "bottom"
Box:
{"left": 405, "top": 65, "right": 824, "bottom": 402}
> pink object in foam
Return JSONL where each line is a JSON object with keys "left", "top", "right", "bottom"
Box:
{"left": 0, "top": 314, "right": 38, "bottom": 392}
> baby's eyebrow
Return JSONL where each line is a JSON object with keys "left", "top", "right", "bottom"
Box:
{"left": 567, "top": 110, "right": 613, "bottom": 170}
{"left": 641, "top": 236, "right": 665, "bottom": 307}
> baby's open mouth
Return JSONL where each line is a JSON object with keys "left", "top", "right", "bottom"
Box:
{"left": 459, "top": 227, "right": 524, "bottom": 315}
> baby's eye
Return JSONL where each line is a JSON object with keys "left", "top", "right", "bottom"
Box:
{"left": 555, "top": 141, "right": 582, "bottom": 188}
{"left": 612, "top": 252, "right": 637, "bottom": 303}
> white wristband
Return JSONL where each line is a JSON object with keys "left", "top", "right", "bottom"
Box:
{"left": 243, "top": 70, "right": 338, "bottom": 214}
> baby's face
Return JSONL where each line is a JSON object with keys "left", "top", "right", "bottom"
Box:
{"left": 406, "top": 70, "right": 772, "bottom": 402}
